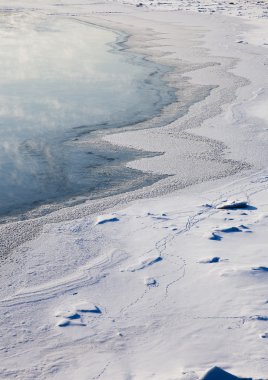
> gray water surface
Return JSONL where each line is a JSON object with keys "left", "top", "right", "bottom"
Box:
{"left": 0, "top": 14, "right": 175, "bottom": 218}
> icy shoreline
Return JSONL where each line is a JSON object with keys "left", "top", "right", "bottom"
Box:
{"left": 0, "top": 1, "right": 268, "bottom": 379}
{"left": 0, "top": 13, "right": 178, "bottom": 221}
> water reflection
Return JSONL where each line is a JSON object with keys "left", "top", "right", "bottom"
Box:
{"left": 0, "top": 13, "right": 173, "bottom": 216}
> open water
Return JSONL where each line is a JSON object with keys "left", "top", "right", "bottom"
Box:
{"left": 0, "top": 15, "right": 175, "bottom": 218}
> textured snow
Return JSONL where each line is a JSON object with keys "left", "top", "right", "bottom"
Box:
{"left": 0, "top": 0, "right": 268, "bottom": 379}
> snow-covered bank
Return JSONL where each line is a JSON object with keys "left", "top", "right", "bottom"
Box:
{"left": 99, "top": 9, "right": 268, "bottom": 179}
{"left": 116, "top": 0, "right": 268, "bottom": 20}
{"left": 1, "top": 171, "right": 268, "bottom": 379}
{"left": 0, "top": 0, "right": 268, "bottom": 379}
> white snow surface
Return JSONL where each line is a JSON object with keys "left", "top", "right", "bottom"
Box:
{"left": 0, "top": 0, "right": 268, "bottom": 379}
{"left": 2, "top": 172, "right": 268, "bottom": 380}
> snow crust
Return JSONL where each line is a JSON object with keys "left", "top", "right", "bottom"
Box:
{"left": 0, "top": 0, "right": 268, "bottom": 379}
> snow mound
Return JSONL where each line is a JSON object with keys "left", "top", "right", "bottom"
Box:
{"left": 220, "top": 226, "right": 242, "bottom": 233}
{"left": 121, "top": 256, "right": 163, "bottom": 272}
{"left": 75, "top": 302, "right": 102, "bottom": 314}
{"left": 144, "top": 277, "right": 158, "bottom": 286}
{"left": 251, "top": 266, "right": 268, "bottom": 272}
{"left": 216, "top": 200, "right": 248, "bottom": 210}
{"left": 208, "top": 232, "right": 222, "bottom": 241}
{"left": 55, "top": 302, "right": 102, "bottom": 327}
{"left": 201, "top": 366, "right": 252, "bottom": 380}
{"left": 198, "top": 257, "right": 221, "bottom": 264}
{"left": 95, "top": 214, "right": 119, "bottom": 225}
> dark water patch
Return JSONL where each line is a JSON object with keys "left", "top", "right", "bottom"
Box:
{"left": 0, "top": 14, "right": 213, "bottom": 223}
{"left": 0, "top": 15, "right": 174, "bottom": 220}
{"left": 0, "top": 137, "right": 167, "bottom": 223}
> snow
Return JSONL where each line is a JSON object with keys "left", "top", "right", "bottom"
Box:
{"left": 121, "top": 255, "right": 163, "bottom": 272}
{"left": 116, "top": 0, "right": 268, "bottom": 21}
{"left": 0, "top": 0, "right": 268, "bottom": 379}
{"left": 216, "top": 200, "right": 249, "bottom": 210}
{"left": 197, "top": 257, "right": 221, "bottom": 264}
{"left": 201, "top": 366, "right": 250, "bottom": 380}
{"left": 95, "top": 215, "right": 120, "bottom": 225}
{"left": 55, "top": 302, "right": 102, "bottom": 327}
{"left": 2, "top": 172, "right": 268, "bottom": 379}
